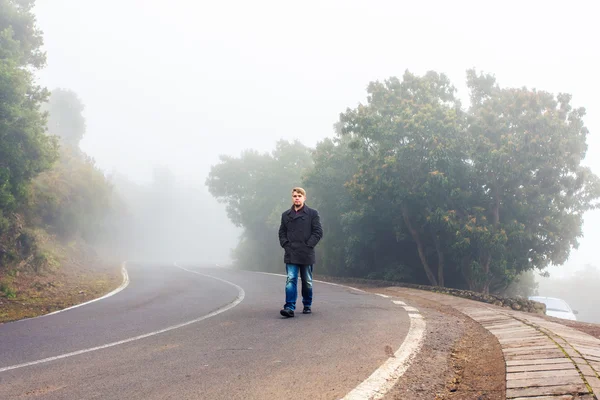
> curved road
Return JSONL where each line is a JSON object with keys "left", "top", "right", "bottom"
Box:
{"left": 0, "top": 263, "right": 412, "bottom": 400}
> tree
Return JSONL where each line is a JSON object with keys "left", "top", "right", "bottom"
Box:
{"left": 462, "top": 70, "right": 600, "bottom": 292}
{"left": 0, "top": 0, "right": 58, "bottom": 232}
{"left": 303, "top": 135, "right": 412, "bottom": 281}
{"left": 309, "top": 69, "right": 600, "bottom": 293}
{"left": 27, "top": 146, "right": 113, "bottom": 241}
{"left": 338, "top": 71, "right": 467, "bottom": 287}
{"left": 206, "top": 140, "right": 313, "bottom": 272}
{"left": 206, "top": 70, "right": 600, "bottom": 294}
{"left": 303, "top": 136, "right": 358, "bottom": 276}
{"left": 43, "top": 89, "right": 86, "bottom": 148}
{"left": 26, "top": 86, "right": 113, "bottom": 243}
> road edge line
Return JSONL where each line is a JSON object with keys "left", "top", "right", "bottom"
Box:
{"left": 341, "top": 306, "right": 427, "bottom": 400}
{"left": 0, "top": 263, "right": 244, "bottom": 373}
{"left": 44, "top": 262, "right": 130, "bottom": 317}
{"left": 10, "top": 262, "right": 130, "bottom": 324}
{"left": 251, "top": 270, "right": 367, "bottom": 293}
{"left": 250, "top": 269, "right": 426, "bottom": 399}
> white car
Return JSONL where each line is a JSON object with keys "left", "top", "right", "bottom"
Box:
{"left": 528, "top": 296, "right": 579, "bottom": 321}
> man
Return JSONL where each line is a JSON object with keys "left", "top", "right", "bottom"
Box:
{"left": 278, "top": 187, "right": 323, "bottom": 318}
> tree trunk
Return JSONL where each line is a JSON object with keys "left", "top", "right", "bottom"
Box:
{"left": 492, "top": 185, "right": 500, "bottom": 225}
{"left": 482, "top": 277, "right": 491, "bottom": 295}
{"left": 480, "top": 183, "right": 501, "bottom": 294}
{"left": 402, "top": 205, "right": 438, "bottom": 286}
{"left": 461, "top": 260, "right": 475, "bottom": 291}
{"left": 432, "top": 232, "right": 445, "bottom": 287}
{"left": 482, "top": 254, "right": 492, "bottom": 294}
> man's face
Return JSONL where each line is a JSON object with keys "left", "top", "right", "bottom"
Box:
{"left": 292, "top": 191, "right": 305, "bottom": 208}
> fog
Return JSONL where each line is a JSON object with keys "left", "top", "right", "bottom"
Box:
{"left": 535, "top": 265, "right": 600, "bottom": 324}
{"left": 32, "top": 1, "right": 600, "bottom": 320}
{"left": 104, "top": 169, "right": 240, "bottom": 265}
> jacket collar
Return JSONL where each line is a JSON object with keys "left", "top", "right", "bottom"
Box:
{"left": 287, "top": 204, "right": 310, "bottom": 216}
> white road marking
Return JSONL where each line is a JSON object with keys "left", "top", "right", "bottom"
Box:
{"left": 375, "top": 294, "right": 390, "bottom": 298}
{"left": 0, "top": 265, "right": 245, "bottom": 373}
{"left": 313, "top": 280, "right": 367, "bottom": 293}
{"left": 47, "top": 263, "right": 130, "bottom": 317}
{"left": 341, "top": 305, "right": 427, "bottom": 400}
{"left": 253, "top": 269, "right": 426, "bottom": 400}
{"left": 11, "top": 262, "right": 130, "bottom": 324}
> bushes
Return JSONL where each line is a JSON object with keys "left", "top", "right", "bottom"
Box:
{"left": 27, "top": 147, "right": 113, "bottom": 242}
{"left": 1, "top": 5, "right": 115, "bottom": 276}
{"left": 0, "top": 280, "right": 17, "bottom": 299}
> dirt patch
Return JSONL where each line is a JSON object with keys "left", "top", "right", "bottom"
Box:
{"left": 353, "top": 287, "right": 507, "bottom": 400}
{"left": 0, "top": 259, "right": 121, "bottom": 324}
{"left": 384, "top": 304, "right": 462, "bottom": 399}
{"left": 443, "top": 315, "right": 505, "bottom": 399}
{"left": 310, "top": 276, "right": 509, "bottom": 398}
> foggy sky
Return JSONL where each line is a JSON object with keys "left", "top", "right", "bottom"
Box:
{"left": 33, "top": 0, "right": 600, "bottom": 276}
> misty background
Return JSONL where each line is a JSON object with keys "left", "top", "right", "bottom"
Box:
{"left": 30, "top": 1, "right": 600, "bottom": 322}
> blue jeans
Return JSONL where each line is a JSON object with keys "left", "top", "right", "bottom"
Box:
{"left": 284, "top": 264, "right": 313, "bottom": 311}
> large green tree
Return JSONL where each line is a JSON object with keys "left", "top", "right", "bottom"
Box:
{"left": 0, "top": 0, "right": 58, "bottom": 232}
{"left": 304, "top": 135, "right": 415, "bottom": 281}
{"left": 309, "top": 70, "right": 599, "bottom": 293}
{"left": 207, "top": 70, "right": 599, "bottom": 293}
{"left": 460, "top": 70, "right": 600, "bottom": 292}
{"left": 338, "top": 71, "right": 467, "bottom": 287}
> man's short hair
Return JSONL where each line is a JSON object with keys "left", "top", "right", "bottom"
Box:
{"left": 292, "top": 187, "right": 306, "bottom": 197}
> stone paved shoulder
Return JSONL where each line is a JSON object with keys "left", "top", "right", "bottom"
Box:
{"left": 387, "top": 287, "right": 600, "bottom": 400}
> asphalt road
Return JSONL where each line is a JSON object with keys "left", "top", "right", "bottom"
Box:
{"left": 0, "top": 263, "right": 411, "bottom": 400}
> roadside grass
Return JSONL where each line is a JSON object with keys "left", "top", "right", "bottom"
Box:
{"left": 0, "top": 232, "right": 121, "bottom": 324}
{"left": 0, "top": 279, "right": 17, "bottom": 299}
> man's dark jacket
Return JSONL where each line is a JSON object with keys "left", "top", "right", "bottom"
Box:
{"left": 278, "top": 204, "right": 323, "bottom": 265}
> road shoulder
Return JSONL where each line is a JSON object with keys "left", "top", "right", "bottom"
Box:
{"left": 381, "top": 287, "right": 600, "bottom": 399}
{"left": 371, "top": 287, "right": 506, "bottom": 400}
{"left": 0, "top": 259, "right": 122, "bottom": 324}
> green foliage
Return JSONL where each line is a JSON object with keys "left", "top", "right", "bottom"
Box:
{"left": 0, "top": 2, "right": 115, "bottom": 276}
{"left": 32, "top": 247, "right": 59, "bottom": 272}
{"left": 461, "top": 69, "right": 600, "bottom": 292}
{"left": 206, "top": 140, "right": 313, "bottom": 271}
{"left": 311, "top": 70, "right": 600, "bottom": 293}
{"left": 0, "top": 0, "right": 46, "bottom": 68}
{"left": 303, "top": 136, "right": 359, "bottom": 276}
{"left": 0, "top": 225, "right": 60, "bottom": 273}
{"left": 22, "top": 86, "right": 114, "bottom": 244}
{"left": 0, "top": 280, "right": 17, "bottom": 298}
{"left": 338, "top": 71, "right": 467, "bottom": 288}
{"left": 0, "top": 0, "right": 59, "bottom": 233}
{"left": 208, "top": 70, "right": 600, "bottom": 294}
{"left": 27, "top": 146, "right": 113, "bottom": 242}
